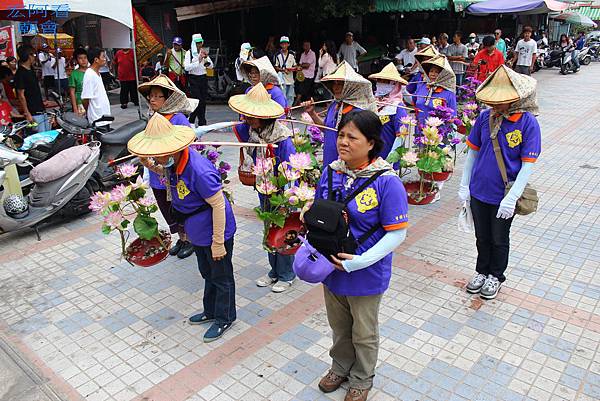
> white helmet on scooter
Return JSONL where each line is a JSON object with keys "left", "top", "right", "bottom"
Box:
{"left": 3, "top": 194, "right": 29, "bottom": 219}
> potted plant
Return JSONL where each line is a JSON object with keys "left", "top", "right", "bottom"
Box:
{"left": 89, "top": 164, "right": 171, "bottom": 267}
{"left": 253, "top": 151, "right": 318, "bottom": 255}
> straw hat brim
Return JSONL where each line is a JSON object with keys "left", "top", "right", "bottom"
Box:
{"left": 228, "top": 93, "right": 284, "bottom": 119}
{"left": 368, "top": 70, "right": 408, "bottom": 85}
{"left": 127, "top": 125, "right": 196, "bottom": 157}
{"left": 138, "top": 78, "right": 176, "bottom": 97}
{"left": 321, "top": 64, "right": 346, "bottom": 82}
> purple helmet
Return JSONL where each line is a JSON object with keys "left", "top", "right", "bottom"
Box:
{"left": 292, "top": 237, "right": 335, "bottom": 284}
{"left": 172, "top": 37, "right": 183, "bottom": 46}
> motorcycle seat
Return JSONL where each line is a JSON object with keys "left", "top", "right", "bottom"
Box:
{"left": 62, "top": 112, "right": 90, "bottom": 128}
{"left": 97, "top": 120, "right": 146, "bottom": 145}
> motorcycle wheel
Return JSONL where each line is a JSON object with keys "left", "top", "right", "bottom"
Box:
{"left": 582, "top": 57, "right": 591, "bottom": 66}
{"left": 560, "top": 64, "right": 567, "bottom": 74}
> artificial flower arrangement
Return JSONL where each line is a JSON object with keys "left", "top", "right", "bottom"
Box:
{"left": 90, "top": 164, "right": 171, "bottom": 267}
{"left": 457, "top": 76, "right": 482, "bottom": 104}
{"left": 457, "top": 101, "right": 482, "bottom": 140}
{"left": 254, "top": 150, "right": 318, "bottom": 255}
{"left": 191, "top": 144, "right": 233, "bottom": 202}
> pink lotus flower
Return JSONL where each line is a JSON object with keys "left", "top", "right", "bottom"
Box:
{"left": 103, "top": 211, "right": 124, "bottom": 229}
{"left": 110, "top": 184, "right": 130, "bottom": 203}
{"left": 287, "top": 195, "right": 299, "bottom": 205}
{"left": 130, "top": 175, "right": 148, "bottom": 190}
{"left": 279, "top": 162, "right": 301, "bottom": 181}
{"left": 403, "top": 151, "right": 418, "bottom": 166}
{"left": 284, "top": 187, "right": 297, "bottom": 198}
{"left": 300, "top": 112, "right": 314, "bottom": 123}
{"left": 116, "top": 163, "right": 137, "bottom": 178}
{"left": 400, "top": 116, "right": 416, "bottom": 126}
{"left": 89, "top": 191, "right": 111, "bottom": 212}
{"left": 137, "top": 196, "right": 155, "bottom": 207}
{"left": 296, "top": 182, "right": 315, "bottom": 202}
{"left": 425, "top": 117, "right": 444, "bottom": 127}
{"left": 289, "top": 152, "right": 313, "bottom": 171}
{"left": 252, "top": 157, "right": 274, "bottom": 177}
{"left": 256, "top": 179, "right": 277, "bottom": 195}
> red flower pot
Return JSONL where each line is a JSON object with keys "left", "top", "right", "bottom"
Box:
{"left": 126, "top": 232, "right": 172, "bottom": 267}
{"left": 457, "top": 124, "right": 467, "bottom": 135}
{"left": 419, "top": 170, "right": 453, "bottom": 182}
{"left": 265, "top": 212, "right": 306, "bottom": 255}
{"left": 403, "top": 181, "right": 438, "bottom": 206}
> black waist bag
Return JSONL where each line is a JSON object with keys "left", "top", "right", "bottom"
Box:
{"left": 171, "top": 204, "right": 211, "bottom": 225}
{"left": 304, "top": 169, "right": 385, "bottom": 262}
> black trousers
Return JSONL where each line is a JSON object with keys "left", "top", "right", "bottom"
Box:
{"left": 298, "top": 78, "right": 314, "bottom": 101}
{"left": 195, "top": 238, "right": 236, "bottom": 325}
{"left": 151, "top": 187, "right": 183, "bottom": 235}
{"left": 119, "top": 80, "right": 139, "bottom": 106}
{"left": 188, "top": 74, "right": 208, "bottom": 126}
{"left": 470, "top": 196, "right": 514, "bottom": 282}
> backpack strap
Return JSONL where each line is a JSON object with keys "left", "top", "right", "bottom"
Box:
{"left": 326, "top": 167, "right": 334, "bottom": 200}
{"left": 342, "top": 170, "right": 387, "bottom": 205}
{"left": 356, "top": 224, "right": 382, "bottom": 245}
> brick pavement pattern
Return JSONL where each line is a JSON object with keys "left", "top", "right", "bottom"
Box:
{"left": 0, "top": 66, "right": 599, "bottom": 401}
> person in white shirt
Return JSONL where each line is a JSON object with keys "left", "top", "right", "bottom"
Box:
{"left": 274, "top": 36, "right": 297, "bottom": 106}
{"left": 296, "top": 40, "right": 316, "bottom": 103}
{"left": 184, "top": 33, "right": 213, "bottom": 126}
{"left": 81, "top": 47, "right": 111, "bottom": 131}
{"left": 511, "top": 26, "right": 537, "bottom": 76}
{"left": 316, "top": 40, "right": 338, "bottom": 83}
{"left": 466, "top": 33, "right": 480, "bottom": 60}
{"left": 155, "top": 54, "right": 164, "bottom": 74}
{"left": 395, "top": 38, "right": 417, "bottom": 72}
{"left": 437, "top": 33, "right": 450, "bottom": 55}
{"left": 235, "top": 42, "right": 253, "bottom": 82}
{"left": 38, "top": 43, "right": 56, "bottom": 98}
{"left": 53, "top": 47, "right": 68, "bottom": 96}
{"left": 337, "top": 32, "right": 367, "bottom": 71}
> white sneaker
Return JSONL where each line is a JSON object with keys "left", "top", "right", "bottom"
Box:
{"left": 255, "top": 275, "right": 277, "bottom": 287}
{"left": 272, "top": 280, "right": 294, "bottom": 293}
{"left": 466, "top": 273, "right": 487, "bottom": 294}
{"left": 480, "top": 275, "right": 502, "bottom": 299}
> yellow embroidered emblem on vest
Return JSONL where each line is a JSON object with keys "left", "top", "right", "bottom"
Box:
{"left": 379, "top": 115, "right": 390, "bottom": 125}
{"left": 355, "top": 187, "right": 378, "bottom": 213}
{"left": 505, "top": 129, "right": 522, "bottom": 148}
{"left": 176, "top": 179, "right": 191, "bottom": 200}
{"left": 432, "top": 98, "right": 443, "bottom": 108}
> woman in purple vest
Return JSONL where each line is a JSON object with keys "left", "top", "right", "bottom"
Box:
{"left": 314, "top": 110, "right": 408, "bottom": 401}
{"left": 138, "top": 75, "right": 196, "bottom": 259}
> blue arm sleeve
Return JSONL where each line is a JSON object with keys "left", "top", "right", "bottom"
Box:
{"left": 460, "top": 148, "right": 478, "bottom": 187}
{"left": 504, "top": 162, "right": 534, "bottom": 203}
{"left": 341, "top": 229, "right": 407, "bottom": 272}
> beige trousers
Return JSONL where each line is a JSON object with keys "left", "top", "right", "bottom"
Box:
{"left": 323, "top": 285, "right": 382, "bottom": 390}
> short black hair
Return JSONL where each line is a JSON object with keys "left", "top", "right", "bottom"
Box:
{"left": 338, "top": 110, "right": 383, "bottom": 160}
{"left": 17, "top": 44, "right": 34, "bottom": 63}
{"left": 157, "top": 53, "right": 164, "bottom": 59}
{"left": 73, "top": 48, "right": 87, "bottom": 58}
{"left": 482, "top": 35, "right": 495, "bottom": 47}
{"left": 0, "top": 66, "right": 11, "bottom": 80}
{"left": 454, "top": 31, "right": 463, "bottom": 38}
{"left": 87, "top": 47, "right": 105, "bottom": 64}
{"left": 5, "top": 56, "right": 16, "bottom": 63}
{"left": 522, "top": 26, "right": 533, "bottom": 33}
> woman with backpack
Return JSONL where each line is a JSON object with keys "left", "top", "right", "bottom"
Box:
{"left": 309, "top": 110, "right": 408, "bottom": 401}
{"left": 228, "top": 83, "right": 298, "bottom": 293}
{"left": 459, "top": 65, "right": 541, "bottom": 300}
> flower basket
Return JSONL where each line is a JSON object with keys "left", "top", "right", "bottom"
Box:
{"left": 403, "top": 181, "right": 438, "bottom": 205}
{"left": 418, "top": 169, "right": 453, "bottom": 182}
{"left": 238, "top": 148, "right": 257, "bottom": 187}
{"left": 265, "top": 213, "right": 306, "bottom": 255}
{"left": 125, "top": 231, "right": 172, "bottom": 267}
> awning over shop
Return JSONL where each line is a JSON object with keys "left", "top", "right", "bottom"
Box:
{"left": 375, "top": 0, "right": 451, "bottom": 13}
{"left": 467, "top": 0, "right": 570, "bottom": 15}
{"left": 453, "top": 0, "right": 487, "bottom": 12}
{"left": 175, "top": 0, "right": 272, "bottom": 21}
{"left": 570, "top": 5, "right": 600, "bottom": 21}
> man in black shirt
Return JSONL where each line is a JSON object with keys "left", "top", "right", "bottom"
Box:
{"left": 14, "top": 45, "right": 49, "bottom": 132}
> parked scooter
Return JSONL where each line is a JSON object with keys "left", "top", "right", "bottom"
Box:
{"left": 578, "top": 46, "right": 592, "bottom": 66}
{"left": 560, "top": 45, "right": 577, "bottom": 74}
{"left": 0, "top": 141, "right": 101, "bottom": 238}
{"left": 588, "top": 41, "right": 600, "bottom": 61}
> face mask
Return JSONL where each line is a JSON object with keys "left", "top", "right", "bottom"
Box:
{"left": 163, "top": 156, "right": 175, "bottom": 168}
{"left": 375, "top": 82, "right": 395, "bottom": 97}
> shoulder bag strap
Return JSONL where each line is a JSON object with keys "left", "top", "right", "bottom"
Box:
{"left": 327, "top": 167, "right": 334, "bottom": 200}
{"left": 489, "top": 114, "right": 509, "bottom": 187}
{"left": 342, "top": 170, "right": 387, "bottom": 205}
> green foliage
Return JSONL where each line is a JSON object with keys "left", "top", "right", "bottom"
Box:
{"left": 133, "top": 215, "right": 159, "bottom": 241}
{"left": 283, "top": 0, "right": 372, "bottom": 20}
{"left": 416, "top": 154, "right": 444, "bottom": 173}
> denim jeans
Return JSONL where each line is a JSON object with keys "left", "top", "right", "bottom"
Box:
{"left": 572, "top": 50, "right": 580, "bottom": 69}
{"left": 282, "top": 84, "right": 295, "bottom": 106}
{"left": 32, "top": 114, "right": 51, "bottom": 133}
{"left": 470, "top": 196, "right": 514, "bottom": 282}
{"left": 194, "top": 238, "right": 236, "bottom": 325}
{"left": 267, "top": 252, "right": 296, "bottom": 282}
{"left": 455, "top": 73, "right": 465, "bottom": 86}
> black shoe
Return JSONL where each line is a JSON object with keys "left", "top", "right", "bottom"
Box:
{"left": 120, "top": 104, "right": 127, "bottom": 109}
{"left": 169, "top": 239, "right": 184, "bottom": 256}
{"left": 177, "top": 241, "right": 194, "bottom": 259}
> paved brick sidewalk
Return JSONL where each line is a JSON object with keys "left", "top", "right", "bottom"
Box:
{"left": 0, "top": 66, "right": 599, "bottom": 401}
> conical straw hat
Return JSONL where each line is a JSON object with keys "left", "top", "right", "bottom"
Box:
{"left": 368, "top": 62, "right": 408, "bottom": 84}
{"left": 415, "top": 45, "right": 439, "bottom": 64}
{"left": 422, "top": 54, "right": 449, "bottom": 74}
{"left": 138, "top": 74, "right": 179, "bottom": 96}
{"left": 127, "top": 113, "right": 196, "bottom": 157}
{"left": 228, "top": 82, "right": 285, "bottom": 119}
{"left": 476, "top": 65, "right": 523, "bottom": 105}
{"left": 321, "top": 61, "right": 350, "bottom": 82}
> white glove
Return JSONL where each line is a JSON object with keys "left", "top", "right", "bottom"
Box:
{"left": 496, "top": 196, "right": 516, "bottom": 219}
{"left": 458, "top": 184, "right": 470, "bottom": 202}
